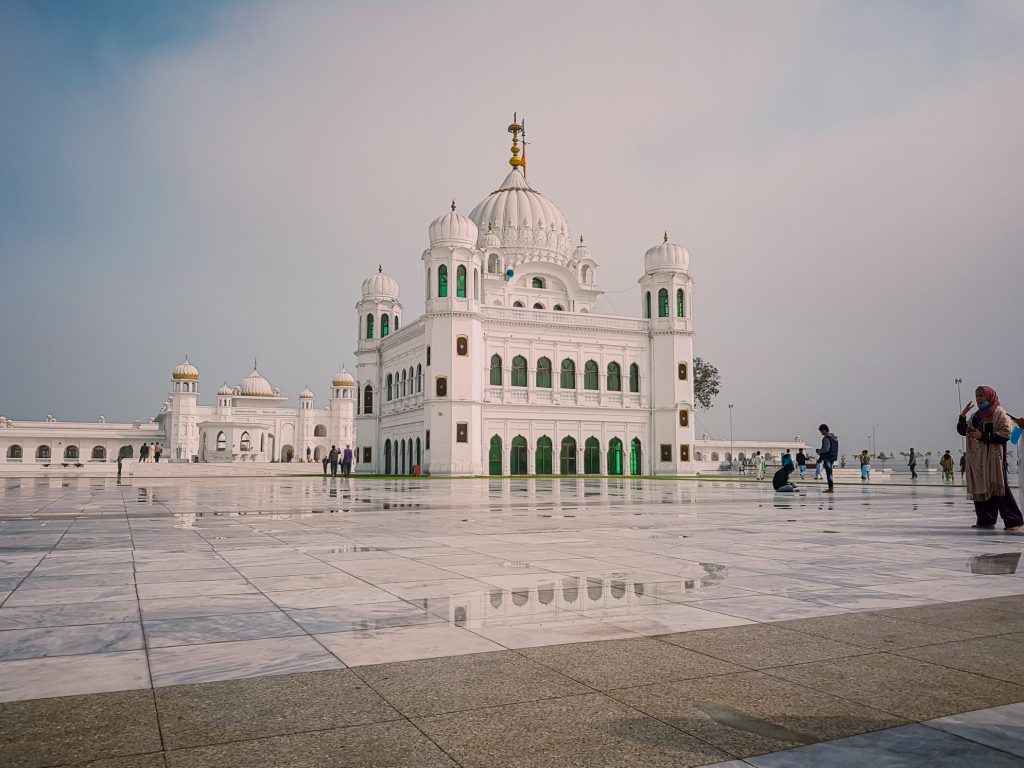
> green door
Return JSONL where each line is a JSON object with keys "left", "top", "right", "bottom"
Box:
{"left": 511, "top": 436, "right": 528, "bottom": 475}
{"left": 630, "top": 438, "right": 642, "bottom": 475}
{"left": 584, "top": 437, "right": 601, "bottom": 474}
{"left": 488, "top": 436, "right": 502, "bottom": 476}
{"left": 535, "top": 436, "right": 553, "bottom": 475}
{"left": 608, "top": 438, "right": 624, "bottom": 476}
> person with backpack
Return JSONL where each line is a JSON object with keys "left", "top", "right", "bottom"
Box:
{"left": 796, "top": 449, "right": 808, "bottom": 478}
{"left": 815, "top": 423, "right": 839, "bottom": 493}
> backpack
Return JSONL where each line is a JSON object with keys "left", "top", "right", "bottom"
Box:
{"left": 825, "top": 434, "right": 839, "bottom": 462}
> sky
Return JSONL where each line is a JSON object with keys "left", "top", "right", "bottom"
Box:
{"left": 1, "top": 0, "right": 1022, "bottom": 459}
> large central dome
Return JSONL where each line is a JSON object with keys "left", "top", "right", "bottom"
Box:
{"left": 468, "top": 168, "right": 572, "bottom": 263}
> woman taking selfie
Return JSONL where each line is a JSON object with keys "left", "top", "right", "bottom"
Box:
{"left": 957, "top": 386, "right": 1022, "bottom": 533}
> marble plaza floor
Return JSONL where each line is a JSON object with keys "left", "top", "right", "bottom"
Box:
{"left": 1, "top": 474, "right": 1023, "bottom": 766}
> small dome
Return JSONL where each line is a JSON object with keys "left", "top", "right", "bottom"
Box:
{"left": 480, "top": 224, "right": 501, "bottom": 250}
{"left": 644, "top": 233, "right": 690, "bottom": 273}
{"left": 361, "top": 269, "right": 400, "bottom": 298}
{"left": 299, "top": 386, "right": 314, "bottom": 399}
{"left": 429, "top": 202, "right": 478, "bottom": 248}
{"left": 238, "top": 368, "right": 275, "bottom": 397}
{"left": 172, "top": 357, "right": 199, "bottom": 381}
{"left": 332, "top": 367, "right": 355, "bottom": 387}
{"left": 217, "top": 383, "right": 233, "bottom": 396}
{"left": 572, "top": 236, "right": 593, "bottom": 263}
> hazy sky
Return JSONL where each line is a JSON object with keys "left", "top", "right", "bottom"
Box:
{"left": 2, "top": 0, "right": 1022, "bottom": 458}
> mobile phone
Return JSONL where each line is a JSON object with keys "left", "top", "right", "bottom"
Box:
{"left": 984, "top": 422, "right": 994, "bottom": 436}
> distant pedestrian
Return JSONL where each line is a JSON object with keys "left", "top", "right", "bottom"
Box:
{"left": 814, "top": 459, "right": 822, "bottom": 480}
{"left": 139, "top": 443, "right": 149, "bottom": 463}
{"left": 321, "top": 453, "right": 329, "bottom": 476}
{"left": 940, "top": 451, "right": 955, "bottom": 483}
{"left": 860, "top": 450, "right": 871, "bottom": 481}
{"left": 341, "top": 445, "right": 353, "bottom": 478}
{"left": 772, "top": 462, "right": 798, "bottom": 493}
{"left": 117, "top": 454, "right": 123, "bottom": 479}
{"left": 329, "top": 445, "right": 340, "bottom": 477}
{"left": 816, "top": 424, "right": 838, "bottom": 493}
{"left": 908, "top": 448, "right": 917, "bottom": 479}
{"left": 840, "top": 455, "right": 846, "bottom": 469}
{"left": 154, "top": 443, "right": 162, "bottom": 463}
{"left": 957, "top": 386, "right": 1022, "bottom": 533}
{"left": 796, "top": 449, "right": 807, "bottom": 478}
{"left": 959, "top": 452, "right": 966, "bottom": 478}
{"left": 306, "top": 446, "right": 312, "bottom": 462}
{"left": 782, "top": 449, "right": 793, "bottom": 468}
{"left": 758, "top": 452, "right": 767, "bottom": 480}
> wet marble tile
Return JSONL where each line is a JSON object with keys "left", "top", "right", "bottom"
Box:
{"left": 148, "top": 635, "right": 343, "bottom": 687}
{"left": 139, "top": 594, "right": 277, "bottom": 620}
{"left": 0, "top": 622, "right": 144, "bottom": 660}
{"left": 927, "top": 702, "right": 1024, "bottom": 758}
{"left": 0, "top": 650, "right": 151, "bottom": 702}
{"left": 263, "top": 583, "right": 398, "bottom": 609}
{"left": 316, "top": 622, "right": 504, "bottom": 666}
{"left": 689, "top": 594, "right": 853, "bottom": 622}
{"left": 3, "top": 584, "right": 138, "bottom": 607}
{"left": 745, "top": 723, "right": 1024, "bottom": 767}
{"left": 287, "top": 601, "right": 442, "bottom": 633}
{"left": 136, "top": 579, "right": 256, "bottom": 600}
{"left": 143, "top": 611, "right": 304, "bottom": 647}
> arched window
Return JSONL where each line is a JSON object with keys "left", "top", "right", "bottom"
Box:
{"left": 119, "top": 445, "right": 133, "bottom": 459}
{"left": 658, "top": 288, "right": 669, "bottom": 317}
{"left": 583, "top": 360, "right": 599, "bottom": 390}
{"left": 677, "top": 288, "right": 685, "bottom": 317}
{"left": 36, "top": 445, "right": 51, "bottom": 459}
{"left": 366, "top": 314, "right": 374, "bottom": 339}
{"left": 386, "top": 374, "right": 393, "bottom": 401}
{"left": 645, "top": 291, "right": 651, "bottom": 319}
{"left": 629, "top": 363, "right": 640, "bottom": 393}
{"left": 394, "top": 315, "right": 400, "bottom": 331}
{"left": 489, "top": 435, "right": 503, "bottom": 476}
{"left": 64, "top": 445, "right": 79, "bottom": 460}
{"left": 711, "top": 452, "right": 719, "bottom": 462}
{"left": 513, "top": 301, "right": 524, "bottom": 308}
{"left": 401, "top": 369, "right": 407, "bottom": 397}
{"left": 488, "top": 253, "right": 500, "bottom": 273}
{"left": 532, "top": 277, "right": 545, "bottom": 289}
{"left": 510, "top": 435, "right": 528, "bottom": 475}
{"left": 438, "top": 265, "right": 448, "bottom": 297}
{"left": 536, "top": 357, "right": 552, "bottom": 388}
{"left": 553, "top": 304, "right": 564, "bottom": 311}
{"left": 381, "top": 314, "right": 390, "bottom": 337}
{"left": 582, "top": 265, "right": 592, "bottom": 284}
{"left": 415, "top": 437, "right": 421, "bottom": 466}
{"left": 630, "top": 438, "right": 642, "bottom": 475}
{"left": 363, "top": 385, "right": 374, "bottom": 414}
{"left": 536, "top": 436, "right": 553, "bottom": 474}
{"left": 216, "top": 432, "right": 227, "bottom": 451}
{"left": 607, "top": 438, "right": 624, "bottom": 475}
{"left": 511, "top": 356, "right": 527, "bottom": 387}
{"left": 583, "top": 437, "right": 601, "bottom": 474}
{"left": 560, "top": 436, "right": 577, "bottom": 474}
{"left": 7, "top": 445, "right": 23, "bottom": 459}
{"left": 416, "top": 363, "right": 423, "bottom": 392}
{"left": 456, "top": 265, "right": 467, "bottom": 298}
{"left": 533, "top": 303, "right": 544, "bottom": 310}
{"left": 560, "top": 359, "right": 576, "bottom": 389}
{"left": 607, "top": 362, "right": 621, "bottom": 391}
{"left": 91, "top": 446, "right": 106, "bottom": 460}
{"left": 384, "top": 439, "right": 392, "bottom": 474}
{"left": 426, "top": 267, "right": 430, "bottom": 301}
{"left": 314, "top": 424, "right": 327, "bottom": 437}
{"left": 474, "top": 268, "right": 479, "bottom": 299}
{"left": 240, "top": 432, "right": 251, "bottom": 451}
{"left": 490, "top": 354, "right": 503, "bottom": 386}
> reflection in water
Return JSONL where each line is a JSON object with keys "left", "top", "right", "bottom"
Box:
{"left": 967, "top": 552, "right": 1021, "bottom": 575}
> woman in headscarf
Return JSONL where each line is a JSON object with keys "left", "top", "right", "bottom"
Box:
{"left": 957, "top": 386, "right": 1022, "bottom": 532}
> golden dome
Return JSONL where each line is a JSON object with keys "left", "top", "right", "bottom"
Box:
{"left": 172, "top": 357, "right": 199, "bottom": 381}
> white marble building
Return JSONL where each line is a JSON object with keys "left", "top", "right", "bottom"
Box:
{"left": 0, "top": 360, "right": 356, "bottom": 465}
{"left": 354, "top": 119, "right": 697, "bottom": 476}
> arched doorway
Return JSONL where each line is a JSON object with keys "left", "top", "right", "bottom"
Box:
{"left": 510, "top": 435, "right": 528, "bottom": 475}
{"left": 314, "top": 446, "right": 326, "bottom": 461}
{"left": 415, "top": 437, "right": 422, "bottom": 468}
{"left": 608, "top": 438, "right": 624, "bottom": 475}
{"left": 280, "top": 444, "right": 294, "bottom": 463}
{"left": 630, "top": 438, "right": 642, "bottom": 475}
{"left": 384, "top": 439, "right": 392, "bottom": 474}
{"left": 535, "top": 436, "right": 553, "bottom": 475}
{"left": 400, "top": 439, "right": 407, "bottom": 475}
{"left": 584, "top": 437, "right": 601, "bottom": 474}
{"left": 489, "top": 435, "right": 502, "bottom": 476}
{"left": 560, "top": 437, "right": 577, "bottom": 474}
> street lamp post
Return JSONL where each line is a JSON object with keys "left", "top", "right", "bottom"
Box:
{"left": 955, "top": 378, "right": 965, "bottom": 455}
{"left": 872, "top": 425, "right": 879, "bottom": 460}
{"left": 728, "top": 404, "right": 734, "bottom": 471}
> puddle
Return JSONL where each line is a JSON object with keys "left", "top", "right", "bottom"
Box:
{"left": 967, "top": 552, "right": 1021, "bottom": 575}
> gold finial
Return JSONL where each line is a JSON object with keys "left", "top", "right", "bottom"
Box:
{"left": 378, "top": 264, "right": 382, "bottom": 273}
{"left": 663, "top": 231, "right": 669, "bottom": 243}
{"left": 507, "top": 112, "right": 523, "bottom": 169}
{"left": 451, "top": 199, "right": 456, "bottom": 212}
{"left": 579, "top": 235, "right": 584, "bottom": 245}
{"left": 488, "top": 222, "right": 493, "bottom": 231}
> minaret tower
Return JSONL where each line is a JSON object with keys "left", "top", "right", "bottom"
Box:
{"left": 169, "top": 357, "right": 199, "bottom": 462}
{"left": 355, "top": 267, "right": 401, "bottom": 473}
{"left": 639, "top": 233, "right": 696, "bottom": 474}
{"left": 329, "top": 367, "right": 356, "bottom": 452}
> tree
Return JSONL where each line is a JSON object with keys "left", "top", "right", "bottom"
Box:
{"left": 876, "top": 452, "right": 889, "bottom": 468}
{"left": 693, "top": 357, "right": 721, "bottom": 411}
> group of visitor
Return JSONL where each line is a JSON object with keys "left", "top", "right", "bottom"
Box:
{"left": 322, "top": 445, "right": 354, "bottom": 478}
{"left": 773, "top": 424, "right": 838, "bottom": 494}
{"left": 138, "top": 442, "right": 162, "bottom": 462}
